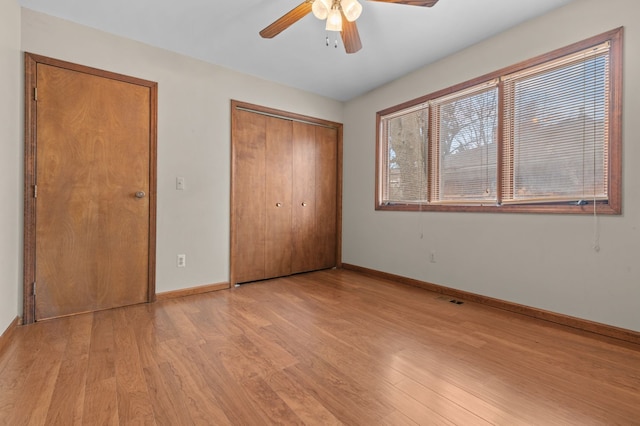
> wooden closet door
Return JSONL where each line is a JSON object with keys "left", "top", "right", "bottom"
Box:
{"left": 233, "top": 109, "right": 268, "bottom": 283}
{"left": 291, "top": 122, "right": 316, "bottom": 273}
{"left": 314, "top": 125, "right": 338, "bottom": 269}
{"left": 291, "top": 122, "right": 337, "bottom": 273}
{"left": 232, "top": 111, "right": 292, "bottom": 283}
{"left": 231, "top": 101, "right": 341, "bottom": 286}
{"left": 264, "top": 117, "right": 293, "bottom": 279}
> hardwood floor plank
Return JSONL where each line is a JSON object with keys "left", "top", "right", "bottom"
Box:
{"left": 112, "top": 309, "right": 156, "bottom": 426}
{"left": 16, "top": 339, "right": 65, "bottom": 425}
{"left": 282, "top": 363, "right": 388, "bottom": 425}
{"left": 394, "top": 377, "right": 492, "bottom": 425}
{"left": 156, "top": 298, "right": 206, "bottom": 346}
{"left": 233, "top": 324, "right": 298, "bottom": 371}
{"left": 0, "top": 317, "right": 20, "bottom": 360}
{"left": 242, "top": 376, "right": 304, "bottom": 425}
{"left": 471, "top": 321, "right": 640, "bottom": 394}
{"left": 390, "top": 349, "right": 529, "bottom": 425}
{"left": 0, "top": 325, "right": 45, "bottom": 420}
{"left": 159, "top": 339, "right": 233, "bottom": 425}
{"left": 141, "top": 360, "right": 193, "bottom": 426}
{"left": 200, "top": 336, "right": 271, "bottom": 384}
{"left": 381, "top": 409, "right": 420, "bottom": 426}
{"left": 185, "top": 343, "right": 272, "bottom": 425}
{"left": 0, "top": 269, "right": 639, "bottom": 424}
{"left": 377, "top": 384, "right": 457, "bottom": 426}
{"left": 451, "top": 334, "right": 639, "bottom": 424}
{"left": 44, "top": 314, "right": 93, "bottom": 425}
{"left": 82, "top": 310, "right": 118, "bottom": 425}
{"left": 5, "top": 318, "right": 71, "bottom": 426}
{"left": 82, "top": 377, "right": 119, "bottom": 426}
{"left": 125, "top": 307, "right": 196, "bottom": 425}
{"left": 264, "top": 370, "right": 343, "bottom": 425}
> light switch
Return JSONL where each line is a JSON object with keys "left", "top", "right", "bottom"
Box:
{"left": 176, "top": 176, "right": 186, "bottom": 190}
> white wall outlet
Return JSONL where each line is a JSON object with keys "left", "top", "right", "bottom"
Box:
{"left": 176, "top": 176, "right": 186, "bottom": 190}
{"left": 177, "top": 254, "right": 186, "bottom": 268}
{"left": 429, "top": 251, "right": 436, "bottom": 263}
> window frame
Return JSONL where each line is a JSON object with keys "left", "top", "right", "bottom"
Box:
{"left": 375, "top": 27, "right": 623, "bottom": 214}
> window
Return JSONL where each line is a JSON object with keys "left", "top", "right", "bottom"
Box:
{"left": 376, "top": 28, "right": 622, "bottom": 214}
{"left": 380, "top": 104, "right": 429, "bottom": 204}
{"left": 431, "top": 81, "right": 499, "bottom": 203}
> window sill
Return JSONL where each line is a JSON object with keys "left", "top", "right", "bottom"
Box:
{"left": 375, "top": 201, "right": 620, "bottom": 215}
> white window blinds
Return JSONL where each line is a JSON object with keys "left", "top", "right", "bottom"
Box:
{"left": 431, "top": 82, "right": 499, "bottom": 203}
{"left": 502, "top": 42, "right": 610, "bottom": 204}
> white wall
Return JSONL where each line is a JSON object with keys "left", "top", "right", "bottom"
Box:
{"left": 343, "top": 0, "right": 640, "bottom": 332}
{"left": 20, "top": 8, "right": 344, "bottom": 297}
{"left": 0, "top": 0, "right": 21, "bottom": 333}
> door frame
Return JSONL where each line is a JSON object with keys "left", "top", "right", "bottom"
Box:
{"left": 23, "top": 53, "right": 158, "bottom": 324}
{"left": 230, "top": 100, "right": 343, "bottom": 286}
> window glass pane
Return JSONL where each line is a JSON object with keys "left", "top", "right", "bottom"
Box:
{"left": 509, "top": 54, "right": 608, "bottom": 202}
{"left": 382, "top": 107, "right": 429, "bottom": 203}
{"left": 436, "top": 87, "right": 498, "bottom": 202}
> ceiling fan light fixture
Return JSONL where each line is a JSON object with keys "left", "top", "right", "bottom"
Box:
{"left": 340, "top": 0, "right": 362, "bottom": 22}
{"left": 325, "top": 8, "right": 343, "bottom": 32}
{"left": 311, "top": 0, "right": 331, "bottom": 20}
{"left": 260, "top": 0, "right": 439, "bottom": 53}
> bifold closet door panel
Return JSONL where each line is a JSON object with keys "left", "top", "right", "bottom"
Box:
{"left": 291, "top": 122, "right": 317, "bottom": 274}
{"left": 233, "top": 109, "right": 268, "bottom": 284}
{"left": 265, "top": 116, "right": 293, "bottom": 279}
{"left": 315, "top": 125, "right": 338, "bottom": 269}
{"left": 291, "top": 122, "right": 338, "bottom": 273}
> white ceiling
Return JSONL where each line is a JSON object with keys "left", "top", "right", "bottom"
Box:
{"left": 18, "top": 0, "right": 574, "bottom": 101}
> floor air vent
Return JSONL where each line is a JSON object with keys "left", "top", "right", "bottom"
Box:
{"left": 436, "top": 295, "right": 464, "bottom": 305}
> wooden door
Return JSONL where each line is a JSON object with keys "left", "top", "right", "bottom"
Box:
{"left": 314, "top": 125, "right": 339, "bottom": 269}
{"left": 232, "top": 110, "right": 293, "bottom": 283}
{"left": 291, "top": 122, "right": 316, "bottom": 274}
{"left": 291, "top": 122, "right": 338, "bottom": 273}
{"left": 232, "top": 109, "right": 268, "bottom": 283}
{"left": 23, "top": 54, "right": 157, "bottom": 323}
{"left": 265, "top": 117, "right": 293, "bottom": 279}
{"left": 231, "top": 101, "right": 342, "bottom": 286}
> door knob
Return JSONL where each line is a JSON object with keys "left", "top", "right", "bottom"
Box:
{"left": 301, "top": 202, "right": 308, "bottom": 207}
{"left": 276, "top": 202, "right": 282, "bottom": 207}
{"left": 135, "top": 191, "right": 146, "bottom": 199}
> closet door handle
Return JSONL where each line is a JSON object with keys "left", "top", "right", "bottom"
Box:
{"left": 276, "top": 202, "right": 282, "bottom": 207}
{"left": 301, "top": 202, "right": 308, "bottom": 207}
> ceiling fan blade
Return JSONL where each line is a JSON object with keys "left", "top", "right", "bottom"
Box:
{"left": 260, "top": 1, "right": 313, "bottom": 39}
{"left": 366, "top": 0, "right": 439, "bottom": 6}
{"left": 341, "top": 15, "right": 362, "bottom": 54}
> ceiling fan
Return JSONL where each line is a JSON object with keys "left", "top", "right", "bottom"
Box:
{"left": 259, "top": 0, "right": 440, "bottom": 54}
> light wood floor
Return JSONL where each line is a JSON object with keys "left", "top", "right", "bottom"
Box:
{"left": 1, "top": 269, "right": 639, "bottom": 425}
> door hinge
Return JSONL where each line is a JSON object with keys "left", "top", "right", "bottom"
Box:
{"left": 34, "top": 87, "right": 38, "bottom": 101}
{"left": 32, "top": 282, "right": 36, "bottom": 296}
{"left": 34, "top": 184, "right": 38, "bottom": 198}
